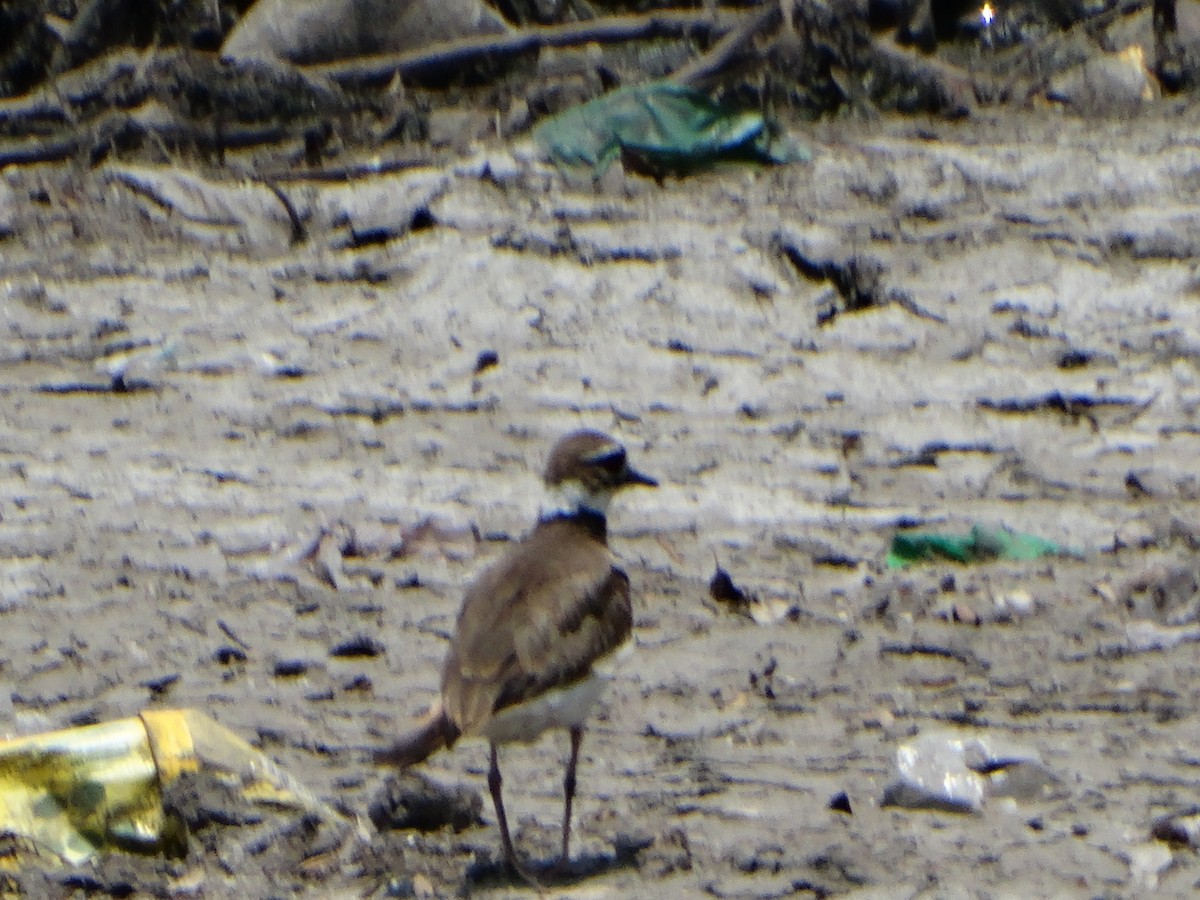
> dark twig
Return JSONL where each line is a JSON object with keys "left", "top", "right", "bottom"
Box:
{"left": 669, "top": 4, "right": 780, "bottom": 87}
{"left": 262, "top": 179, "right": 307, "bottom": 245}
{"left": 308, "top": 9, "right": 752, "bottom": 84}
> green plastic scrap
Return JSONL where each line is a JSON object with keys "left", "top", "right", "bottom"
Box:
{"left": 886, "top": 524, "right": 1076, "bottom": 569}
{"left": 534, "top": 81, "right": 809, "bottom": 177}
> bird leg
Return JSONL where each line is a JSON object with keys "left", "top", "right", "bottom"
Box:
{"left": 488, "top": 743, "right": 542, "bottom": 887}
{"left": 487, "top": 742, "right": 518, "bottom": 868}
{"left": 561, "top": 725, "right": 583, "bottom": 863}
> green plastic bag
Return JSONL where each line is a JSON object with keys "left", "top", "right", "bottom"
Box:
{"left": 886, "top": 524, "right": 1075, "bottom": 569}
{"left": 535, "top": 81, "right": 809, "bottom": 177}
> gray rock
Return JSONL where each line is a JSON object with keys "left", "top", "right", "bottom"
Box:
{"left": 222, "top": 0, "right": 510, "bottom": 65}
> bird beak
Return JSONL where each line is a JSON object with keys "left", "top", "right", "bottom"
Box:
{"left": 623, "top": 466, "right": 658, "bottom": 488}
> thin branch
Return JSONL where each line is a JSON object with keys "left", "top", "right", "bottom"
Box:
{"left": 262, "top": 179, "right": 307, "bottom": 245}
{"left": 669, "top": 4, "right": 780, "bottom": 86}
{"left": 308, "top": 8, "right": 752, "bottom": 84}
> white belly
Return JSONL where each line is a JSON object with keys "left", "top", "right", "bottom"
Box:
{"left": 480, "top": 674, "right": 608, "bottom": 745}
{"left": 476, "top": 640, "right": 633, "bottom": 745}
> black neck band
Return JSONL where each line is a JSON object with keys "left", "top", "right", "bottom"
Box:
{"left": 541, "top": 507, "right": 607, "bottom": 540}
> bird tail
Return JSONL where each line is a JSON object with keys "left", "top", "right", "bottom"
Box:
{"left": 373, "top": 704, "right": 459, "bottom": 768}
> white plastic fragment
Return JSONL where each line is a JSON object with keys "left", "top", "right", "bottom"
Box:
{"left": 97, "top": 341, "right": 178, "bottom": 384}
{"left": 993, "top": 587, "right": 1036, "bottom": 616}
{"left": 1125, "top": 841, "right": 1173, "bottom": 892}
{"left": 1125, "top": 620, "right": 1200, "bottom": 653}
{"left": 882, "top": 730, "right": 1052, "bottom": 813}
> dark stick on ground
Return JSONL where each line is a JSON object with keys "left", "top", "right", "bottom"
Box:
{"left": 309, "top": 10, "right": 747, "bottom": 84}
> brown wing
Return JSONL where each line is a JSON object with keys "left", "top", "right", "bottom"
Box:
{"left": 440, "top": 519, "right": 633, "bottom": 735}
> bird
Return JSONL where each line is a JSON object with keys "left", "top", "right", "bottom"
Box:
{"left": 375, "top": 429, "right": 657, "bottom": 879}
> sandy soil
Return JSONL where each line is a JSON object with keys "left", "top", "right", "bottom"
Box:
{"left": 4, "top": 105, "right": 1200, "bottom": 898}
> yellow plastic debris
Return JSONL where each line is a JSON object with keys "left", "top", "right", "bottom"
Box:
{"left": 0, "top": 709, "right": 338, "bottom": 867}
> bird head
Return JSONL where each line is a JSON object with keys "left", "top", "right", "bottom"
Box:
{"left": 542, "top": 430, "right": 657, "bottom": 518}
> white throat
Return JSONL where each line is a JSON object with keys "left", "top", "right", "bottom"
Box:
{"left": 541, "top": 480, "right": 611, "bottom": 520}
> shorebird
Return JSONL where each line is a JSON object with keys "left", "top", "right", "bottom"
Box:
{"left": 375, "top": 429, "right": 657, "bottom": 877}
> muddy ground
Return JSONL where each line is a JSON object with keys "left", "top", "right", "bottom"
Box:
{"left": 4, "top": 103, "right": 1200, "bottom": 898}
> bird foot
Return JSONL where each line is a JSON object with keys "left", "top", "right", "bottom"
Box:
{"left": 505, "top": 856, "right": 545, "bottom": 891}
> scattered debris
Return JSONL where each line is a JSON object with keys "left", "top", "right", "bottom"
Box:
{"left": 0, "top": 709, "right": 346, "bottom": 866}
{"left": 887, "top": 524, "right": 1076, "bottom": 569}
{"left": 535, "top": 81, "right": 808, "bottom": 179}
{"left": 879, "top": 641, "right": 989, "bottom": 672}
{"left": 1152, "top": 806, "right": 1200, "bottom": 848}
{"left": 709, "top": 561, "right": 750, "bottom": 612}
{"left": 34, "top": 339, "right": 178, "bottom": 394}
{"left": 368, "top": 770, "right": 482, "bottom": 833}
{"left": 950, "top": 602, "right": 982, "bottom": 626}
{"left": 991, "top": 587, "right": 1036, "bottom": 618}
{"left": 1123, "top": 619, "right": 1200, "bottom": 653}
{"left": 1116, "top": 563, "right": 1200, "bottom": 625}
{"left": 329, "top": 635, "right": 386, "bottom": 659}
{"left": 976, "top": 391, "right": 1152, "bottom": 425}
{"left": 273, "top": 659, "right": 313, "bottom": 677}
{"left": 1123, "top": 840, "right": 1174, "bottom": 892}
{"left": 774, "top": 236, "right": 898, "bottom": 324}
{"left": 747, "top": 656, "right": 778, "bottom": 701}
{"left": 473, "top": 349, "right": 500, "bottom": 374}
{"left": 97, "top": 340, "right": 178, "bottom": 390}
{"left": 882, "top": 730, "right": 1055, "bottom": 814}
{"left": 707, "top": 561, "right": 799, "bottom": 625}
{"left": 255, "top": 349, "right": 309, "bottom": 379}
{"left": 1094, "top": 564, "right": 1200, "bottom": 648}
